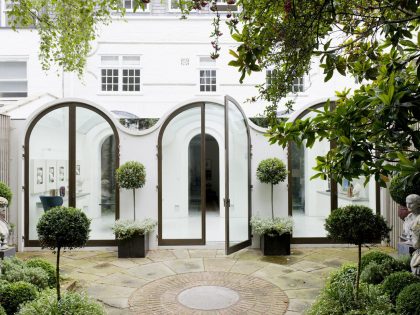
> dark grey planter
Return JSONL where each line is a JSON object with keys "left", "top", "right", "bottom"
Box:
{"left": 118, "top": 234, "right": 148, "bottom": 258}
{"left": 261, "top": 232, "right": 291, "bottom": 256}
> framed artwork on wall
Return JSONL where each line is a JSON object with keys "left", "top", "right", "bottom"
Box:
{"left": 57, "top": 160, "right": 67, "bottom": 186}
{"left": 31, "top": 160, "right": 46, "bottom": 194}
{"left": 46, "top": 160, "right": 57, "bottom": 190}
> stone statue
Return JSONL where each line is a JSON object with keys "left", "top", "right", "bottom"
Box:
{"left": 410, "top": 223, "right": 420, "bottom": 276}
{"left": 402, "top": 194, "right": 420, "bottom": 243}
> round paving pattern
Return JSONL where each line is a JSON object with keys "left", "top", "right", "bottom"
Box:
{"left": 129, "top": 271, "right": 289, "bottom": 314}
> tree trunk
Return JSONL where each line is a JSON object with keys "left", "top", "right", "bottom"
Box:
{"left": 356, "top": 244, "right": 361, "bottom": 301}
{"left": 271, "top": 183, "right": 274, "bottom": 219}
{"left": 133, "top": 189, "right": 136, "bottom": 221}
{"left": 56, "top": 246, "right": 61, "bottom": 301}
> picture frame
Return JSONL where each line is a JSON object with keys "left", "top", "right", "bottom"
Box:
{"left": 56, "top": 160, "right": 67, "bottom": 186}
{"left": 46, "top": 160, "right": 57, "bottom": 190}
{"left": 31, "top": 160, "right": 46, "bottom": 194}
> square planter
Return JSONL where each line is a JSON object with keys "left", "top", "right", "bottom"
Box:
{"left": 118, "top": 234, "right": 149, "bottom": 258}
{"left": 261, "top": 232, "right": 291, "bottom": 256}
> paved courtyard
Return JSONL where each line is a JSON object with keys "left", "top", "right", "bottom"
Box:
{"left": 17, "top": 246, "right": 395, "bottom": 314}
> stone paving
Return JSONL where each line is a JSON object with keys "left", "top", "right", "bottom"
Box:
{"left": 17, "top": 246, "right": 396, "bottom": 314}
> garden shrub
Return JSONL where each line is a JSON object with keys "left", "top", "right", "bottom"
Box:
{"left": 0, "top": 279, "right": 9, "bottom": 290}
{"left": 17, "top": 289, "right": 106, "bottom": 315}
{"left": 360, "top": 261, "right": 393, "bottom": 285}
{"left": 0, "top": 181, "right": 12, "bottom": 205}
{"left": 26, "top": 258, "right": 56, "bottom": 288}
{"left": 389, "top": 173, "right": 420, "bottom": 206}
{"left": 360, "top": 251, "right": 395, "bottom": 271}
{"left": 394, "top": 255, "right": 412, "bottom": 272}
{"left": 0, "top": 257, "right": 25, "bottom": 275}
{"left": 0, "top": 305, "right": 5, "bottom": 315}
{"left": 396, "top": 283, "right": 420, "bottom": 315}
{"left": 307, "top": 263, "right": 392, "bottom": 314}
{"left": 0, "top": 281, "right": 38, "bottom": 315}
{"left": 382, "top": 271, "right": 420, "bottom": 304}
{"left": 2, "top": 266, "right": 49, "bottom": 290}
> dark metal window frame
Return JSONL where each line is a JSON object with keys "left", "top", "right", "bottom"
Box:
{"left": 24, "top": 102, "right": 120, "bottom": 247}
{"left": 287, "top": 102, "right": 380, "bottom": 244}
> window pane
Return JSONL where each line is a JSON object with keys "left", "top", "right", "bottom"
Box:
{"left": 76, "top": 107, "right": 117, "bottom": 240}
{"left": 122, "top": 56, "right": 140, "bottom": 65}
{"left": 0, "top": 81, "right": 27, "bottom": 92}
{"left": 28, "top": 107, "right": 69, "bottom": 241}
{"left": 0, "top": 61, "right": 26, "bottom": 79}
{"left": 101, "top": 56, "right": 119, "bottom": 66}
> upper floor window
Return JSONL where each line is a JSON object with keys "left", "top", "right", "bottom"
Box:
{"left": 199, "top": 56, "right": 217, "bottom": 92}
{"left": 292, "top": 77, "right": 305, "bottom": 93}
{"left": 266, "top": 69, "right": 307, "bottom": 94}
{"left": 122, "top": 0, "right": 150, "bottom": 12}
{"left": 169, "top": 0, "right": 238, "bottom": 12}
{"left": 100, "top": 55, "right": 141, "bottom": 93}
{"left": 0, "top": 61, "right": 28, "bottom": 98}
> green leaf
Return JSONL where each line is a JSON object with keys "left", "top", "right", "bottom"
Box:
{"left": 324, "top": 71, "right": 333, "bottom": 82}
{"left": 229, "top": 49, "right": 239, "bottom": 58}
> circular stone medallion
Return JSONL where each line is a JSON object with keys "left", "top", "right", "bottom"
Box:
{"left": 177, "top": 285, "right": 240, "bottom": 310}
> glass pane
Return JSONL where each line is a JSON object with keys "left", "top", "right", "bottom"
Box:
{"left": 76, "top": 107, "right": 117, "bottom": 240}
{"left": 162, "top": 107, "right": 202, "bottom": 239}
{"left": 0, "top": 61, "right": 26, "bottom": 79}
{"left": 101, "top": 56, "right": 119, "bottom": 66}
{"left": 337, "top": 177, "right": 376, "bottom": 209}
{"left": 205, "top": 103, "right": 224, "bottom": 242}
{"left": 291, "top": 108, "right": 330, "bottom": 238}
{"left": 0, "top": 81, "right": 27, "bottom": 92}
{"left": 29, "top": 107, "right": 69, "bottom": 240}
{"left": 122, "top": 56, "right": 140, "bottom": 65}
{"left": 227, "top": 100, "right": 249, "bottom": 247}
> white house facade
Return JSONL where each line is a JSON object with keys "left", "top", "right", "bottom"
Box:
{"left": 0, "top": 0, "right": 382, "bottom": 253}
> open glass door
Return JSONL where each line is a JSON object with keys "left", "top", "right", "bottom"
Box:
{"left": 225, "top": 95, "right": 251, "bottom": 255}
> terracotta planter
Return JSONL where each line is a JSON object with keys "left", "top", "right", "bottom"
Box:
{"left": 118, "top": 234, "right": 148, "bottom": 258}
{"left": 260, "top": 232, "right": 291, "bottom": 256}
{"left": 398, "top": 205, "right": 410, "bottom": 220}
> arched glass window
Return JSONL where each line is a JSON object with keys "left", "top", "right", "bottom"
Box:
{"left": 25, "top": 103, "right": 119, "bottom": 246}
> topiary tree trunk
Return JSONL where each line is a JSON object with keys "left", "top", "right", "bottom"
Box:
{"left": 271, "top": 183, "right": 274, "bottom": 219}
{"left": 56, "top": 246, "right": 61, "bottom": 300}
{"left": 133, "top": 189, "right": 136, "bottom": 221}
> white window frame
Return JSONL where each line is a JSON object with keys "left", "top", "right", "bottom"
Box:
{"left": 98, "top": 55, "right": 142, "bottom": 95}
{"left": 168, "top": 0, "right": 238, "bottom": 12}
{"left": 197, "top": 56, "right": 218, "bottom": 94}
{"left": 122, "top": 0, "right": 150, "bottom": 13}
{"left": 0, "top": 57, "right": 28, "bottom": 99}
{"left": 266, "top": 68, "right": 310, "bottom": 94}
{"left": 292, "top": 76, "right": 305, "bottom": 93}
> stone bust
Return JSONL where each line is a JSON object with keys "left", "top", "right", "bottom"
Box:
{"left": 402, "top": 194, "right": 420, "bottom": 242}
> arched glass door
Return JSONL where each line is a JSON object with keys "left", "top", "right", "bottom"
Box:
{"left": 158, "top": 98, "right": 251, "bottom": 254}
{"left": 25, "top": 103, "right": 119, "bottom": 246}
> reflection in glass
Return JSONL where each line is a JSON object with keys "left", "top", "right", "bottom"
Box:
{"left": 29, "top": 107, "right": 69, "bottom": 240}
{"left": 76, "top": 107, "right": 116, "bottom": 240}
{"left": 162, "top": 107, "right": 202, "bottom": 239}
{"left": 227, "top": 101, "right": 249, "bottom": 247}
{"left": 337, "top": 177, "right": 376, "bottom": 209}
{"left": 292, "top": 138, "right": 330, "bottom": 238}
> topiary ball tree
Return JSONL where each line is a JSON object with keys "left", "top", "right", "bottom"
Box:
{"left": 256, "top": 158, "right": 287, "bottom": 219}
{"left": 396, "top": 282, "right": 420, "bottom": 315}
{"left": 389, "top": 173, "right": 420, "bottom": 206}
{"left": 0, "top": 181, "right": 12, "bottom": 206}
{"left": 37, "top": 206, "right": 90, "bottom": 301}
{"left": 115, "top": 161, "right": 146, "bottom": 220}
{"left": 325, "top": 205, "right": 391, "bottom": 299}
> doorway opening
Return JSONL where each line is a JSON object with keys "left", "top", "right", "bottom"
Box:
{"left": 188, "top": 134, "right": 222, "bottom": 242}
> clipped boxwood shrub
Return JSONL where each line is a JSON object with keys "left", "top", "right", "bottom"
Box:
{"left": 1, "top": 266, "right": 49, "bottom": 290}
{"left": 389, "top": 173, "right": 420, "bottom": 206}
{"left": 382, "top": 271, "right": 420, "bottom": 304}
{"left": 0, "top": 181, "right": 12, "bottom": 205}
{"left": 17, "top": 289, "right": 106, "bottom": 315}
{"left": 26, "top": 258, "right": 56, "bottom": 288}
{"left": 0, "top": 305, "right": 5, "bottom": 315}
{"left": 0, "top": 281, "right": 38, "bottom": 315}
{"left": 360, "top": 250, "right": 395, "bottom": 271}
{"left": 360, "top": 261, "right": 393, "bottom": 285}
{"left": 396, "top": 283, "right": 420, "bottom": 315}
{"left": 395, "top": 254, "right": 412, "bottom": 272}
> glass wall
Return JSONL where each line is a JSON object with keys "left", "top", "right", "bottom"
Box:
{"left": 28, "top": 107, "right": 69, "bottom": 240}
{"left": 26, "top": 104, "right": 118, "bottom": 244}
{"left": 76, "top": 107, "right": 117, "bottom": 240}
{"left": 161, "top": 106, "right": 203, "bottom": 240}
